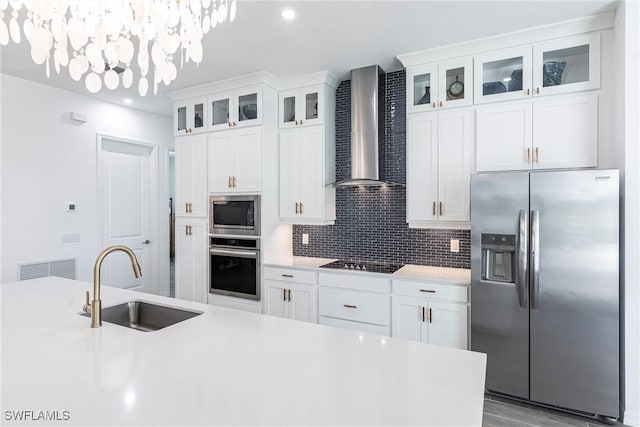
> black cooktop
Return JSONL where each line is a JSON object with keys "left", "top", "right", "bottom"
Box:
{"left": 320, "top": 260, "right": 404, "bottom": 274}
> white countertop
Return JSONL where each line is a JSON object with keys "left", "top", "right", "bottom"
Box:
{"left": 1, "top": 277, "right": 486, "bottom": 426}
{"left": 266, "top": 256, "right": 471, "bottom": 285}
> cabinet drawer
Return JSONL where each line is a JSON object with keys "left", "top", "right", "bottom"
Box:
{"left": 319, "top": 287, "right": 390, "bottom": 326}
{"left": 318, "top": 273, "right": 390, "bottom": 293}
{"left": 264, "top": 267, "right": 317, "bottom": 285}
{"left": 319, "top": 316, "right": 390, "bottom": 337}
{"left": 392, "top": 280, "right": 468, "bottom": 303}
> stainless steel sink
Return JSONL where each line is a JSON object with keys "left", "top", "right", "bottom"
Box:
{"left": 81, "top": 300, "right": 202, "bottom": 332}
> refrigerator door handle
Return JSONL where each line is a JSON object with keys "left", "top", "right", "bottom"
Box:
{"left": 530, "top": 209, "right": 540, "bottom": 309}
{"left": 516, "top": 209, "right": 529, "bottom": 307}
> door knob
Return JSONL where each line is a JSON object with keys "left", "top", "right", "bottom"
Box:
{"left": 142, "top": 240, "right": 151, "bottom": 245}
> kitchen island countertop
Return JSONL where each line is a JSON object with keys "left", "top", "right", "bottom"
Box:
{"left": 2, "top": 277, "right": 485, "bottom": 426}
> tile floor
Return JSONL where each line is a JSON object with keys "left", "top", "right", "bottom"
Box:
{"left": 483, "top": 394, "right": 628, "bottom": 427}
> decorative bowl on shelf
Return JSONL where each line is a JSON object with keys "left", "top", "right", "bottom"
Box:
{"left": 483, "top": 82, "right": 507, "bottom": 95}
{"left": 242, "top": 104, "right": 257, "bottom": 120}
{"left": 543, "top": 61, "right": 567, "bottom": 87}
{"left": 509, "top": 69, "right": 523, "bottom": 92}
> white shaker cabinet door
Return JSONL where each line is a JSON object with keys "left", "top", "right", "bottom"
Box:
{"left": 234, "top": 127, "right": 262, "bottom": 193}
{"left": 279, "top": 130, "right": 299, "bottom": 220}
{"left": 532, "top": 94, "right": 597, "bottom": 170}
{"left": 427, "top": 301, "right": 468, "bottom": 350}
{"left": 265, "top": 280, "right": 288, "bottom": 319}
{"left": 437, "top": 109, "right": 472, "bottom": 222}
{"left": 407, "top": 112, "right": 438, "bottom": 223}
{"left": 476, "top": 101, "right": 533, "bottom": 172}
{"left": 392, "top": 296, "right": 428, "bottom": 343}
{"left": 175, "top": 218, "right": 208, "bottom": 304}
{"left": 297, "top": 126, "right": 324, "bottom": 220}
{"left": 289, "top": 282, "right": 317, "bottom": 323}
{"left": 176, "top": 135, "right": 208, "bottom": 217}
{"left": 208, "top": 131, "right": 236, "bottom": 193}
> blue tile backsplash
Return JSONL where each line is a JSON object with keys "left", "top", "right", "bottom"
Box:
{"left": 292, "top": 70, "right": 471, "bottom": 269}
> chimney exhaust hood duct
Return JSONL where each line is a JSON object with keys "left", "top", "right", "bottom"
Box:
{"left": 333, "top": 65, "right": 401, "bottom": 187}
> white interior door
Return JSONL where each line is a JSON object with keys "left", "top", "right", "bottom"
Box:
{"left": 99, "top": 138, "right": 155, "bottom": 290}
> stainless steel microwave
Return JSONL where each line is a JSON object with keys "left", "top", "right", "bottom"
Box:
{"left": 209, "top": 195, "right": 260, "bottom": 236}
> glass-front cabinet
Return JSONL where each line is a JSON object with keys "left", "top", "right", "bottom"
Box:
{"left": 207, "top": 85, "right": 262, "bottom": 131}
{"left": 174, "top": 98, "right": 207, "bottom": 136}
{"left": 533, "top": 33, "right": 600, "bottom": 96}
{"left": 407, "top": 58, "right": 472, "bottom": 113}
{"left": 279, "top": 85, "right": 323, "bottom": 128}
{"left": 474, "top": 47, "right": 532, "bottom": 104}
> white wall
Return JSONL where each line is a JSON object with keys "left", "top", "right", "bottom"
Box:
{"left": 0, "top": 74, "right": 173, "bottom": 296}
{"left": 614, "top": 1, "right": 640, "bottom": 425}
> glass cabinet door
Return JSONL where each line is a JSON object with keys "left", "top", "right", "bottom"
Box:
{"left": 407, "top": 64, "right": 438, "bottom": 113}
{"left": 474, "top": 47, "right": 532, "bottom": 104}
{"left": 210, "top": 97, "right": 230, "bottom": 128}
{"left": 438, "top": 57, "right": 473, "bottom": 109}
{"left": 193, "top": 101, "right": 204, "bottom": 131}
{"left": 176, "top": 105, "right": 187, "bottom": 134}
{"left": 300, "top": 85, "right": 323, "bottom": 126}
{"left": 281, "top": 93, "right": 296, "bottom": 127}
{"left": 236, "top": 86, "right": 262, "bottom": 127}
{"left": 533, "top": 33, "right": 600, "bottom": 96}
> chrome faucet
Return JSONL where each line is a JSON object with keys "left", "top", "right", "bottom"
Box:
{"left": 83, "top": 245, "right": 142, "bottom": 328}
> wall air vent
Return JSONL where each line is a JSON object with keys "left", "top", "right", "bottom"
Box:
{"left": 18, "top": 258, "right": 76, "bottom": 281}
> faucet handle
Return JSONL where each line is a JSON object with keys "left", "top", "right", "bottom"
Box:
{"left": 83, "top": 291, "right": 92, "bottom": 313}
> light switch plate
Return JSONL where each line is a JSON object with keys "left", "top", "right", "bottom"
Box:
{"left": 302, "top": 233, "right": 309, "bottom": 245}
{"left": 450, "top": 239, "right": 460, "bottom": 253}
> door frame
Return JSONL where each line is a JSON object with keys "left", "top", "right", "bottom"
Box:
{"left": 96, "top": 134, "right": 161, "bottom": 295}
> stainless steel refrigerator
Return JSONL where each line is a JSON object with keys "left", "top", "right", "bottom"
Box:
{"left": 471, "top": 169, "right": 620, "bottom": 420}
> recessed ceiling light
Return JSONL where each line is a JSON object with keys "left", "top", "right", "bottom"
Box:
{"left": 281, "top": 9, "right": 295, "bottom": 20}
{"left": 123, "top": 98, "right": 133, "bottom": 104}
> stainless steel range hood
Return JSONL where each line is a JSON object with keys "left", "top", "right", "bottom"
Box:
{"left": 334, "top": 65, "right": 400, "bottom": 187}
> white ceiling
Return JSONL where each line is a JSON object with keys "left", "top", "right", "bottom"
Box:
{"left": 0, "top": 0, "right": 619, "bottom": 116}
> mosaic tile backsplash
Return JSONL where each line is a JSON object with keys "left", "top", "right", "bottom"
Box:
{"left": 292, "top": 70, "right": 471, "bottom": 269}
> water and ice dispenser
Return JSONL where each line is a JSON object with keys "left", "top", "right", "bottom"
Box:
{"left": 481, "top": 234, "right": 516, "bottom": 283}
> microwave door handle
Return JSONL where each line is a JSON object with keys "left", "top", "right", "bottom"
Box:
{"left": 516, "top": 209, "right": 528, "bottom": 308}
{"left": 209, "top": 249, "right": 258, "bottom": 259}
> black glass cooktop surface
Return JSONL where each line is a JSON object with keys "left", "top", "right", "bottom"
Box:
{"left": 319, "top": 260, "right": 404, "bottom": 274}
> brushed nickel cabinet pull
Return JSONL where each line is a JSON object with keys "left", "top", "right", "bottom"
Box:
{"left": 300, "top": 203, "right": 303, "bottom": 214}
{"left": 287, "top": 289, "right": 291, "bottom": 302}
{"left": 439, "top": 202, "right": 443, "bottom": 216}
{"left": 432, "top": 201, "right": 436, "bottom": 216}
{"left": 283, "top": 288, "right": 286, "bottom": 301}
{"left": 422, "top": 306, "right": 426, "bottom": 322}
{"left": 429, "top": 308, "right": 433, "bottom": 323}
{"left": 281, "top": 274, "right": 294, "bottom": 278}
{"left": 343, "top": 304, "right": 357, "bottom": 309}
{"left": 419, "top": 289, "right": 436, "bottom": 293}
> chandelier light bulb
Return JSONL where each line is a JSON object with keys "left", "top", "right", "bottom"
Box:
{"left": 0, "top": 0, "right": 238, "bottom": 96}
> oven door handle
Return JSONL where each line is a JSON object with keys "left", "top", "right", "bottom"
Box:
{"left": 209, "top": 248, "right": 259, "bottom": 259}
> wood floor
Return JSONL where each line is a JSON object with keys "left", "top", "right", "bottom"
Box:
{"left": 483, "top": 395, "right": 628, "bottom": 427}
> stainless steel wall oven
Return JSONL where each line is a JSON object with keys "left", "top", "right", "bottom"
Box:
{"left": 209, "top": 236, "right": 260, "bottom": 301}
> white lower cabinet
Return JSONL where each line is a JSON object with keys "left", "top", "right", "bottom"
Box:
{"left": 265, "top": 280, "right": 317, "bottom": 323}
{"left": 264, "top": 267, "right": 317, "bottom": 323}
{"left": 175, "top": 217, "right": 208, "bottom": 303}
{"left": 318, "top": 273, "right": 391, "bottom": 336}
{"left": 392, "top": 280, "right": 469, "bottom": 350}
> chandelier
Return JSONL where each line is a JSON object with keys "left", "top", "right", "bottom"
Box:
{"left": 0, "top": 0, "right": 237, "bottom": 96}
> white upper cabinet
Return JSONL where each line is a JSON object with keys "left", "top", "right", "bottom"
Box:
{"left": 407, "top": 58, "right": 472, "bottom": 113}
{"left": 476, "top": 95, "right": 597, "bottom": 172}
{"left": 279, "top": 85, "right": 324, "bottom": 129}
{"left": 407, "top": 109, "right": 472, "bottom": 227}
{"left": 175, "top": 135, "right": 208, "bottom": 217}
{"left": 474, "top": 33, "right": 601, "bottom": 105}
{"left": 174, "top": 98, "right": 207, "bottom": 136}
{"left": 474, "top": 46, "right": 533, "bottom": 104}
{"left": 533, "top": 33, "right": 600, "bottom": 96}
{"left": 208, "top": 127, "right": 262, "bottom": 194}
{"left": 207, "top": 85, "right": 262, "bottom": 131}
